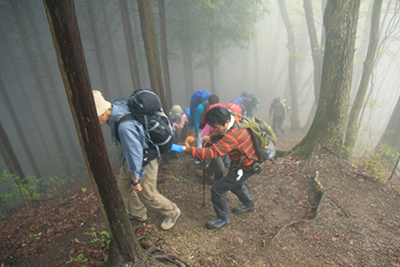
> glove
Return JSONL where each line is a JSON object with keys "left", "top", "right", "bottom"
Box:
{"left": 170, "top": 144, "right": 184, "bottom": 153}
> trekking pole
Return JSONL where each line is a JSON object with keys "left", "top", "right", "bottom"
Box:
{"left": 202, "top": 159, "right": 206, "bottom": 207}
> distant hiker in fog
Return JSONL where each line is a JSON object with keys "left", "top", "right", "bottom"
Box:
{"left": 92, "top": 90, "right": 180, "bottom": 231}
{"left": 269, "top": 97, "right": 289, "bottom": 135}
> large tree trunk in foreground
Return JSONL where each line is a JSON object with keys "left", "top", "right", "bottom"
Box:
{"left": 289, "top": 0, "right": 361, "bottom": 158}
{"left": 138, "top": 0, "right": 169, "bottom": 111}
{"left": 43, "top": 0, "right": 145, "bottom": 264}
{"left": 343, "top": 0, "right": 383, "bottom": 159}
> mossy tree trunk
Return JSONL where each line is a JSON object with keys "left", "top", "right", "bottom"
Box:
{"left": 343, "top": 0, "right": 383, "bottom": 159}
{"left": 290, "top": 0, "right": 361, "bottom": 158}
{"left": 42, "top": 0, "right": 146, "bottom": 264}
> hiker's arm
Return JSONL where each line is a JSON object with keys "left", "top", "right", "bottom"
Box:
{"left": 119, "top": 121, "right": 146, "bottom": 180}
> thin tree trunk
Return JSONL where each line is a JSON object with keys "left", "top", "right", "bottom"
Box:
{"left": 87, "top": 0, "right": 110, "bottom": 99}
{"left": 10, "top": 0, "right": 72, "bottom": 175}
{"left": 119, "top": 0, "right": 141, "bottom": 90}
{"left": 0, "top": 76, "right": 41, "bottom": 178}
{"left": 278, "top": 0, "right": 301, "bottom": 130}
{"left": 343, "top": 0, "right": 383, "bottom": 159}
{"left": 43, "top": 0, "right": 145, "bottom": 263}
{"left": 376, "top": 93, "right": 400, "bottom": 152}
{"left": 158, "top": 0, "right": 172, "bottom": 107}
{"left": 253, "top": 32, "right": 260, "bottom": 94}
{"left": 137, "top": 0, "right": 169, "bottom": 111}
{"left": 0, "top": 120, "right": 26, "bottom": 186}
{"left": 101, "top": 0, "right": 123, "bottom": 96}
{"left": 183, "top": 2, "right": 194, "bottom": 99}
{"left": 209, "top": 10, "right": 216, "bottom": 95}
{"left": 303, "top": 0, "right": 325, "bottom": 130}
{"left": 0, "top": 25, "right": 52, "bottom": 162}
{"left": 24, "top": 1, "right": 81, "bottom": 161}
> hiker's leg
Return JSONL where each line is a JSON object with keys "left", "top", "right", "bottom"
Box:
{"left": 211, "top": 169, "right": 244, "bottom": 220}
{"left": 230, "top": 170, "right": 254, "bottom": 206}
{"left": 138, "top": 159, "right": 178, "bottom": 217}
{"left": 118, "top": 161, "right": 147, "bottom": 217}
{"left": 208, "top": 157, "right": 225, "bottom": 180}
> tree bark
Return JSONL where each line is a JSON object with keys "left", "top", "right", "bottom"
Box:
{"left": 278, "top": 0, "right": 301, "bottom": 130}
{"left": 10, "top": 0, "right": 72, "bottom": 175}
{"left": 137, "top": 0, "right": 169, "bottom": 111}
{"left": 158, "top": 0, "right": 172, "bottom": 107}
{"left": 290, "top": 0, "right": 361, "bottom": 157}
{"left": 343, "top": 0, "right": 383, "bottom": 159}
{"left": 42, "top": 0, "right": 145, "bottom": 264}
{"left": 119, "top": 0, "right": 141, "bottom": 90}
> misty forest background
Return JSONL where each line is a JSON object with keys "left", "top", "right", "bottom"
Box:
{"left": 0, "top": 0, "right": 400, "bottom": 216}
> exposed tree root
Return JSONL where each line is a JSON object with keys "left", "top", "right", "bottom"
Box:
{"left": 267, "top": 168, "right": 350, "bottom": 246}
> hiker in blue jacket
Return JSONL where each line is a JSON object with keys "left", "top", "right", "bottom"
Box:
{"left": 92, "top": 90, "right": 180, "bottom": 231}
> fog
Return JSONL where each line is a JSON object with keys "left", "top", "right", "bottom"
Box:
{"left": 0, "top": 0, "right": 399, "bottom": 212}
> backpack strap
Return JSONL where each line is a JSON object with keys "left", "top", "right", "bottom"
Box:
{"left": 113, "top": 113, "right": 135, "bottom": 144}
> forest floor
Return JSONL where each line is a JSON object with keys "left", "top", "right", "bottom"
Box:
{"left": 1, "top": 130, "right": 400, "bottom": 267}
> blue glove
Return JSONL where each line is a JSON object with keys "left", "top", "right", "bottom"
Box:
{"left": 170, "top": 144, "right": 184, "bottom": 153}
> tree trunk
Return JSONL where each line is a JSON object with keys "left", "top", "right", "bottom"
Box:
{"left": 209, "top": 10, "right": 216, "bottom": 95}
{"left": 101, "top": 0, "right": 123, "bottom": 96}
{"left": 253, "top": 32, "right": 260, "bottom": 94}
{"left": 10, "top": 0, "right": 72, "bottom": 175}
{"left": 119, "top": 0, "right": 141, "bottom": 90}
{"left": 158, "top": 0, "right": 172, "bottom": 107}
{"left": 137, "top": 0, "right": 169, "bottom": 111}
{"left": 302, "top": 0, "right": 325, "bottom": 131}
{"left": 87, "top": 0, "right": 110, "bottom": 99}
{"left": 0, "top": 77, "right": 41, "bottom": 178}
{"left": 343, "top": 0, "right": 383, "bottom": 159}
{"left": 290, "top": 0, "right": 361, "bottom": 158}
{"left": 0, "top": 25, "right": 52, "bottom": 162}
{"left": 0, "top": 120, "right": 27, "bottom": 186}
{"left": 278, "top": 0, "right": 301, "bottom": 130}
{"left": 183, "top": 2, "right": 194, "bottom": 101}
{"left": 42, "top": 0, "right": 145, "bottom": 264}
{"left": 376, "top": 93, "right": 400, "bottom": 152}
{"left": 24, "top": 1, "right": 82, "bottom": 161}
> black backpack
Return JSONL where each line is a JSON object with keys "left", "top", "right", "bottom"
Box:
{"left": 114, "top": 89, "right": 174, "bottom": 166}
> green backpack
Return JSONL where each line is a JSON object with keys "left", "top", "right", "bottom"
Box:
{"left": 231, "top": 112, "right": 277, "bottom": 162}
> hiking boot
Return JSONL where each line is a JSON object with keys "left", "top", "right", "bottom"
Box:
{"left": 205, "top": 217, "right": 230, "bottom": 230}
{"left": 128, "top": 212, "right": 147, "bottom": 222}
{"left": 161, "top": 208, "right": 181, "bottom": 231}
{"left": 232, "top": 203, "right": 255, "bottom": 214}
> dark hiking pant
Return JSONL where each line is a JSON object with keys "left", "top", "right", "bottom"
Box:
{"left": 273, "top": 115, "right": 285, "bottom": 135}
{"left": 211, "top": 168, "right": 254, "bottom": 221}
{"left": 207, "top": 155, "right": 230, "bottom": 180}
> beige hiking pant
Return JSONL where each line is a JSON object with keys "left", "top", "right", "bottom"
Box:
{"left": 118, "top": 159, "right": 177, "bottom": 218}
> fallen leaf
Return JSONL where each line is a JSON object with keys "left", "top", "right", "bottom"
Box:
{"left": 74, "top": 238, "right": 80, "bottom": 243}
{"left": 371, "top": 204, "right": 377, "bottom": 207}
{"left": 229, "top": 246, "right": 236, "bottom": 249}
{"left": 69, "top": 248, "right": 76, "bottom": 254}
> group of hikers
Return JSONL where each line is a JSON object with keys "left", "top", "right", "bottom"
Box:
{"left": 92, "top": 89, "right": 289, "bottom": 230}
